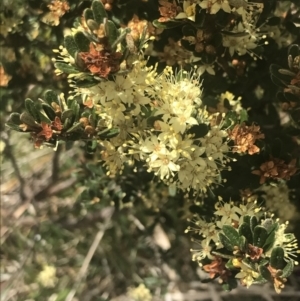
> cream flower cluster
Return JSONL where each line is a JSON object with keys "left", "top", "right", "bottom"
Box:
{"left": 258, "top": 182, "right": 298, "bottom": 222}
{"left": 222, "top": 22, "right": 267, "bottom": 58}
{"left": 187, "top": 198, "right": 299, "bottom": 279}
{"left": 186, "top": 198, "right": 261, "bottom": 262}
{"left": 78, "top": 61, "right": 231, "bottom": 193}
{"left": 262, "top": 24, "right": 297, "bottom": 49}
{"left": 36, "top": 265, "right": 58, "bottom": 288}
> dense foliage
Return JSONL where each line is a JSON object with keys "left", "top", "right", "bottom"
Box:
{"left": 2, "top": 0, "right": 300, "bottom": 300}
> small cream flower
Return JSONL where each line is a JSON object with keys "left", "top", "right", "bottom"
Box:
{"left": 169, "top": 107, "right": 199, "bottom": 134}
{"left": 215, "top": 202, "right": 240, "bottom": 227}
{"left": 200, "top": 0, "right": 231, "bottom": 14}
{"left": 191, "top": 238, "right": 214, "bottom": 261}
{"left": 197, "top": 63, "right": 216, "bottom": 75}
{"left": 36, "top": 265, "right": 57, "bottom": 288}
{"left": 235, "top": 263, "right": 260, "bottom": 288}
{"left": 127, "top": 283, "right": 152, "bottom": 301}
{"left": 149, "top": 150, "right": 180, "bottom": 180}
{"left": 175, "top": 1, "right": 197, "bottom": 21}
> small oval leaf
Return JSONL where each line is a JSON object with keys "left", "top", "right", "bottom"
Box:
{"left": 74, "top": 31, "right": 90, "bottom": 52}
{"left": 253, "top": 226, "right": 268, "bottom": 248}
{"left": 270, "top": 247, "right": 285, "bottom": 269}
{"left": 64, "top": 35, "right": 79, "bottom": 58}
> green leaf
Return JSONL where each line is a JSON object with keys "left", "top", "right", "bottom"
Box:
{"left": 270, "top": 64, "right": 291, "bottom": 86}
{"left": 8, "top": 113, "right": 21, "bottom": 125}
{"left": 243, "top": 215, "right": 251, "bottom": 225}
{"left": 61, "top": 109, "right": 74, "bottom": 122}
{"left": 76, "top": 77, "right": 99, "bottom": 88}
{"left": 239, "top": 222, "right": 253, "bottom": 244}
{"left": 99, "top": 128, "right": 119, "bottom": 139}
{"left": 239, "top": 235, "right": 247, "bottom": 252}
{"left": 253, "top": 275, "right": 269, "bottom": 284}
{"left": 64, "top": 35, "right": 79, "bottom": 58}
{"left": 44, "top": 90, "right": 59, "bottom": 105}
{"left": 20, "top": 112, "right": 38, "bottom": 127}
{"left": 74, "top": 31, "right": 90, "bottom": 52}
{"left": 112, "top": 28, "right": 131, "bottom": 50}
{"left": 218, "top": 233, "right": 234, "bottom": 251}
{"left": 55, "top": 63, "right": 80, "bottom": 74}
{"left": 211, "top": 251, "right": 234, "bottom": 259}
{"left": 222, "top": 278, "right": 237, "bottom": 292}
{"left": 259, "top": 265, "right": 272, "bottom": 281}
{"left": 270, "top": 247, "right": 285, "bottom": 269}
{"left": 38, "top": 111, "right": 52, "bottom": 124}
{"left": 84, "top": 8, "right": 95, "bottom": 22}
{"left": 271, "top": 74, "right": 286, "bottom": 88}
{"left": 263, "top": 222, "right": 279, "bottom": 252}
{"left": 41, "top": 103, "right": 56, "bottom": 120}
{"left": 240, "top": 109, "right": 248, "bottom": 123}
{"left": 88, "top": 113, "right": 96, "bottom": 127}
{"left": 278, "top": 68, "right": 296, "bottom": 77}
{"left": 253, "top": 226, "right": 268, "bottom": 248}
{"left": 105, "top": 20, "right": 119, "bottom": 47}
{"left": 222, "top": 225, "right": 240, "bottom": 248}
{"left": 242, "top": 258, "right": 255, "bottom": 270}
{"left": 266, "top": 221, "right": 279, "bottom": 234}
{"left": 259, "top": 258, "right": 269, "bottom": 266}
{"left": 71, "top": 102, "right": 80, "bottom": 122}
{"left": 87, "top": 19, "right": 99, "bottom": 31}
{"left": 288, "top": 44, "right": 300, "bottom": 59}
{"left": 66, "top": 122, "right": 83, "bottom": 133}
{"left": 152, "top": 19, "right": 183, "bottom": 29}
{"left": 281, "top": 260, "right": 294, "bottom": 278}
{"left": 221, "top": 31, "right": 250, "bottom": 37}
{"left": 187, "top": 123, "right": 209, "bottom": 138}
{"left": 92, "top": 0, "right": 107, "bottom": 24}
{"left": 224, "top": 111, "right": 238, "bottom": 128}
{"left": 250, "top": 216, "right": 258, "bottom": 233}
{"left": 263, "top": 231, "right": 276, "bottom": 253}
{"left": 67, "top": 97, "right": 73, "bottom": 108}
{"left": 182, "top": 24, "right": 196, "bottom": 37}
{"left": 6, "top": 122, "right": 23, "bottom": 131}
{"left": 75, "top": 51, "right": 87, "bottom": 69}
{"left": 86, "top": 140, "right": 98, "bottom": 154}
{"left": 25, "top": 98, "right": 40, "bottom": 122}
{"left": 63, "top": 117, "right": 72, "bottom": 130}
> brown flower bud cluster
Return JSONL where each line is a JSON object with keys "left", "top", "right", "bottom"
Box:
{"left": 126, "top": 15, "right": 149, "bottom": 42}
{"left": 79, "top": 43, "right": 122, "bottom": 78}
{"left": 158, "top": 38, "right": 191, "bottom": 66}
{"left": 101, "top": 0, "right": 114, "bottom": 11}
{"left": 0, "top": 65, "right": 12, "bottom": 87}
{"left": 183, "top": 29, "right": 216, "bottom": 55}
{"left": 26, "top": 116, "right": 63, "bottom": 148}
{"left": 47, "top": 0, "right": 70, "bottom": 17}
{"left": 158, "top": 0, "right": 182, "bottom": 22}
{"left": 42, "top": 0, "right": 70, "bottom": 26}
{"left": 267, "top": 265, "right": 287, "bottom": 294}
{"left": 252, "top": 158, "right": 298, "bottom": 184}
{"left": 228, "top": 123, "right": 265, "bottom": 155}
{"left": 79, "top": 117, "right": 95, "bottom": 137}
{"left": 202, "top": 256, "right": 230, "bottom": 282}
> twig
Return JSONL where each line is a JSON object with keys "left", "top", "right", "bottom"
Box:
{"left": 1, "top": 132, "right": 27, "bottom": 201}
{"left": 52, "top": 143, "right": 62, "bottom": 182}
{"left": 65, "top": 208, "right": 114, "bottom": 301}
{"left": 1, "top": 239, "right": 36, "bottom": 301}
{"left": 35, "top": 177, "right": 77, "bottom": 201}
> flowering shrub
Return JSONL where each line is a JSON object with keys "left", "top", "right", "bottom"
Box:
{"left": 4, "top": 0, "right": 300, "bottom": 296}
{"left": 187, "top": 198, "right": 299, "bottom": 292}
